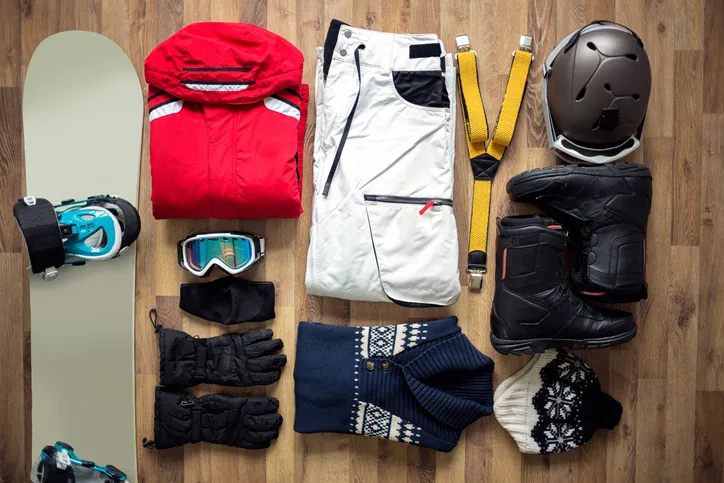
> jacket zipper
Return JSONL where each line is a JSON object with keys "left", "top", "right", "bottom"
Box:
{"left": 363, "top": 195, "right": 453, "bottom": 206}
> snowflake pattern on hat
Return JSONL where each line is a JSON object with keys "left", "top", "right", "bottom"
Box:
{"left": 557, "top": 355, "right": 592, "bottom": 384}
{"left": 541, "top": 422, "right": 579, "bottom": 453}
{"left": 531, "top": 350, "right": 598, "bottom": 454}
{"left": 542, "top": 382, "right": 578, "bottom": 419}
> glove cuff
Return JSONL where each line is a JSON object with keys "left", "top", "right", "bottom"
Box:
{"left": 159, "top": 327, "right": 210, "bottom": 388}
{"left": 147, "top": 387, "right": 202, "bottom": 449}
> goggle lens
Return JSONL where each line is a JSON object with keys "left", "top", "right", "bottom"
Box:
{"left": 184, "top": 236, "right": 254, "bottom": 272}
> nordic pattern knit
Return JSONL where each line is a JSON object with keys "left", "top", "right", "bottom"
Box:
{"left": 494, "top": 349, "right": 622, "bottom": 454}
{"left": 294, "top": 317, "right": 494, "bottom": 452}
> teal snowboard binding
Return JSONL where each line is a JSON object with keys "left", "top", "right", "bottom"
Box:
{"left": 31, "top": 441, "right": 127, "bottom": 483}
{"left": 13, "top": 195, "right": 140, "bottom": 280}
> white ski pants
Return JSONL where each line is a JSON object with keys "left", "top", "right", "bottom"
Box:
{"left": 305, "top": 23, "right": 461, "bottom": 306}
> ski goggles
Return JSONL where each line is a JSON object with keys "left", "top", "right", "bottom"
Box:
{"left": 177, "top": 232, "right": 265, "bottom": 277}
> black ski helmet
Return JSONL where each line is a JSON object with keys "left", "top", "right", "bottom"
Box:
{"left": 542, "top": 21, "right": 651, "bottom": 164}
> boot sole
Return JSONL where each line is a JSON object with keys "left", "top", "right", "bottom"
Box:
{"left": 506, "top": 163, "right": 652, "bottom": 201}
{"left": 490, "top": 326, "right": 638, "bottom": 355}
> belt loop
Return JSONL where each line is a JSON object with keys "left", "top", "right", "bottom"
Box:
{"left": 380, "top": 35, "right": 392, "bottom": 76}
{"left": 194, "top": 339, "right": 207, "bottom": 382}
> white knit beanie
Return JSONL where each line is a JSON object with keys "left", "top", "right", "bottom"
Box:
{"left": 493, "top": 349, "right": 622, "bottom": 454}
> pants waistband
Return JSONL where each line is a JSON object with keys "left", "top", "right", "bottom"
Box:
{"left": 322, "top": 19, "right": 446, "bottom": 77}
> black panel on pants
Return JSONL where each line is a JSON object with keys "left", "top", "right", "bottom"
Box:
{"left": 392, "top": 71, "right": 450, "bottom": 108}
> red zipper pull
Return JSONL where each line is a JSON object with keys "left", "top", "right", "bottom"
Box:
{"left": 419, "top": 200, "right": 435, "bottom": 215}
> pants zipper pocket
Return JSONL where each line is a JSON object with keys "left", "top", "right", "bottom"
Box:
{"left": 362, "top": 193, "right": 461, "bottom": 306}
{"left": 363, "top": 195, "right": 453, "bottom": 206}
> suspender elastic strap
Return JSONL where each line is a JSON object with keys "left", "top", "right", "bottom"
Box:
{"left": 456, "top": 34, "right": 533, "bottom": 290}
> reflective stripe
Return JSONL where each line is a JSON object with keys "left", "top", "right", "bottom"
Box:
{"left": 264, "top": 96, "right": 301, "bottom": 120}
{"left": 149, "top": 100, "right": 183, "bottom": 121}
{"left": 183, "top": 83, "right": 250, "bottom": 92}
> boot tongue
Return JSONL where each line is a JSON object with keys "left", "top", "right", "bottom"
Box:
{"left": 569, "top": 229, "right": 592, "bottom": 286}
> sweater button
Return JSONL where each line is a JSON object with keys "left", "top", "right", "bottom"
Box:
{"left": 344, "top": 30, "right": 352, "bottom": 38}
{"left": 365, "top": 360, "right": 375, "bottom": 371}
{"left": 340, "top": 48, "right": 347, "bottom": 57}
{"left": 381, "top": 361, "right": 391, "bottom": 371}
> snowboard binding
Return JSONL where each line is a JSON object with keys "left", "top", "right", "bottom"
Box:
{"left": 13, "top": 195, "right": 141, "bottom": 280}
{"left": 31, "top": 441, "right": 127, "bottom": 483}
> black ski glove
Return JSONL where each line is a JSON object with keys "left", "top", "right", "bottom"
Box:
{"left": 155, "top": 320, "right": 286, "bottom": 388}
{"left": 143, "top": 387, "right": 283, "bottom": 450}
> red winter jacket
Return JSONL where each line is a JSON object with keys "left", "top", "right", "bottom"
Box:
{"left": 145, "top": 22, "right": 308, "bottom": 219}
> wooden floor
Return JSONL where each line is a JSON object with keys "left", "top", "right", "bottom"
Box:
{"left": 1, "top": 0, "right": 723, "bottom": 481}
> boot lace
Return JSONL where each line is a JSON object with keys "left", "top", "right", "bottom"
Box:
{"left": 567, "top": 226, "right": 593, "bottom": 284}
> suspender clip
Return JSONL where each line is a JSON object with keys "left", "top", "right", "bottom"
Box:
{"left": 468, "top": 269, "right": 484, "bottom": 290}
{"left": 514, "top": 35, "right": 534, "bottom": 60}
{"left": 519, "top": 35, "right": 533, "bottom": 52}
{"left": 456, "top": 34, "right": 472, "bottom": 52}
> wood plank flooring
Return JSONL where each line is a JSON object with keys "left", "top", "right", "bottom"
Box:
{"left": 1, "top": 0, "right": 723, "bottom": 481}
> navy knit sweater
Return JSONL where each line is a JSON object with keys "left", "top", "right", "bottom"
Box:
{"left": 294, "top": 316, "right": 494, "bottom": 452}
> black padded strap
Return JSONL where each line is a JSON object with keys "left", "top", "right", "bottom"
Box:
{"left": 191, "top": 403, "right": 202, "bottom": 443}
{"left": 13, "top": 198, "right": 65, "bottom": 274}
{"left": 467, "top": 250, "right": 486, "bottom": 270}
{"left": 194, "top": 340, "right": 207, "bottom": 382}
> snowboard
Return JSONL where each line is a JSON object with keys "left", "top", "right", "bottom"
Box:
{"left": 23, "top": 31, "right": 143, "bottom": 481}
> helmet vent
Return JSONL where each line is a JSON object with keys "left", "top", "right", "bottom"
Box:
{"left": 626, "top": 53, "right": 638, "bottom": 60}
{"left": 632, "top": 93, "right": 640, "bottom": 100}
{"left": 576, "top": 87, "right": 587, "bottom": 101}
{"left": 604, "top": 83, "right": 611, "bottom": 91}
{"left": 586, "top": 42, "right": 597, "bottom": 51}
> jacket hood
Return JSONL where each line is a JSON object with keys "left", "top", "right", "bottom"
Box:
{"left": 144, "top": 22, "right": 304, "bottom": 104}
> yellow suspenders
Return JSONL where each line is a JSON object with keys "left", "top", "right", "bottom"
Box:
{"left": 455, "top": 34, "right": 533, "bottom": 290}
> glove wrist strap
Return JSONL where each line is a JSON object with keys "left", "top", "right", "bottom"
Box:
{"left": 191, "top": 401, "right": 202, "bottom": 443}
{"left": 194, "top": 339, "right": 208, "bottom": 383}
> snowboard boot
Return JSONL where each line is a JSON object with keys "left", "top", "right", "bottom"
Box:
{"left": 490, "top": 215, "right": 637, "bottom": 355}
{"left": 506, "top": 163, "right": 652, "bottom": 303}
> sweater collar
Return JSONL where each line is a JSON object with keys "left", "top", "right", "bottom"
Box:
{"left": 403, "top": 333, "right": 494, "bottom": 430}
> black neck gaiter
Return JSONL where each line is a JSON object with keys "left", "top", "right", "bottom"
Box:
{"left": 180, "top": 276, "right": 275, "bottom": 324}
